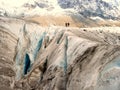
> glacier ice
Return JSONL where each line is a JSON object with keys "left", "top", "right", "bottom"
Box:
{"left": 24, "top": 53, "right": 31, "bottom": 75}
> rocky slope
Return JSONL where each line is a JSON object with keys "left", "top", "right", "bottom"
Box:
{"left": 1, "top": 0, "right": 120, "bottom": 28}
{"left": 58, "top": 0, "right": 120, "bottom": 19}
{"left": 0, "top": 0, "right": 120, "bottom": 20}
{"left": 1, "top": 17, "right": 120, "bottom": 90}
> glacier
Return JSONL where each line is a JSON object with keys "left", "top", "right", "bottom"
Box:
{"left": 1, "top": 16, "right": 120, "bottom": 90}
{"left": 0, "top": 0, "right": 120, "bottom": 90}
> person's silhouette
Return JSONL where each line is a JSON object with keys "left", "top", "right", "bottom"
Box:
{"left": 65, "top": 23, "right": 67, "bottom": 27}
{"left": 68, "top": 23, "right": 70, "bottom": 27}
{"left": 65, "top": 23, "right": 70, "bottom": 27}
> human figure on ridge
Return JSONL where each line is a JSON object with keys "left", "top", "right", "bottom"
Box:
{"left": 65, "top": 22, "right": 70, "bottom": 27}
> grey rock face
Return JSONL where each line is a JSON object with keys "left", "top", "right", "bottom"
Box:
{"left": 58, "top": 0, "right": 120, "bottom": 19}
{"left": 1, "top": 17, "right": 120, "bottom": 90}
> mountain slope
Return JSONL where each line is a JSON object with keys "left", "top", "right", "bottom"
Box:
{"left": 0, "top": 0, "right": 120, "bottom": 20}
{"left": 58, "top": 0, "right": 120, "bottom": 19}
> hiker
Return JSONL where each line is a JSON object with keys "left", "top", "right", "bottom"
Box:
{"left": 65, "top": 23, "right": 67, "bottom": 27}
{"left": 65, "top": 22, "right": 70, "bottom": 27}
{"left": 67, "top": 22, "right": 70, "bottom": 27}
